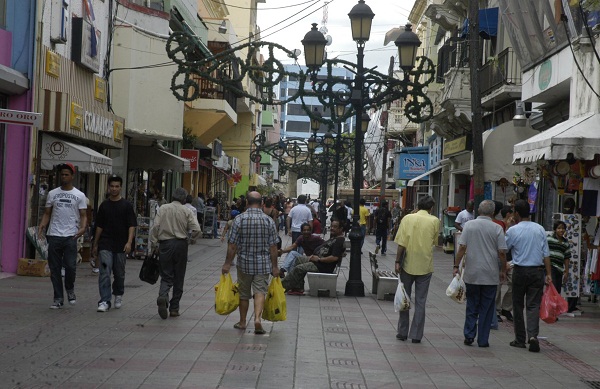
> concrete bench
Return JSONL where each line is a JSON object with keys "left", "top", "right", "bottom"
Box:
{"left": 369, "top": 251, "right": 398, "bottom": 300}
{"left": 307, "top": 256, "right": 344, "bottom": 298}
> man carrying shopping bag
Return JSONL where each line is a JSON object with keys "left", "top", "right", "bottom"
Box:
{"left": 222, "top": 192, "right": 279, "bottom": 335}
{"left": 454, "top": 200, "right": 507, "bottom": 348}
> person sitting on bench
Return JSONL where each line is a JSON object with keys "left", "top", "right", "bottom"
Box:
{"left": 278, "top": 223, "right": 324, "bottom": 277}
{"left": 282, "top": 220, "right": 345, "bottom": 295}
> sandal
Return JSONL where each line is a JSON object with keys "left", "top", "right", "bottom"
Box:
{"left": 233, "top": 322, "right": 246, "bottom": 330}
{"left": 254, "top": 324, "right": 266, "bottom": 335}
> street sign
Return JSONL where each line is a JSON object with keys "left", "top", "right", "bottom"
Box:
{"left": 0, "top": 109, "right": 43, "bottom": 127}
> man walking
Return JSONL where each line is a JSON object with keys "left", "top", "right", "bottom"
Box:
{"left": 359, "top": 198, "right": 370, "bottom": 249}
{"left": 374, "top": 201, "right": 392, "bottom": 255}
{"left": 454, "top": 200, "right": 474, "bottom": 232}
{"left": 92, "top": 176, "right": 137, "bottom": 312}
{"left": 394, "top": 195, "right": 440, "bottom": 343}
{"left": 222, "top": 192, "right": 279, "bottom": 334}
{"left": 454, "top": 200, "right": 507, "bottom": 347}
{"left": 287, "top": 194, "right": 313, "bottom": 244}
{"left": 151, "top": 188, "right": 201, "bottom": 319}
{"left": 38, "top": 163, "right": 88, "bottom": 309}
{"left": 505, "top": 199, "right": 552, "bottom": 352}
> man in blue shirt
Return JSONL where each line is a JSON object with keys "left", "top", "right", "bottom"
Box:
{"left": 505, "top": 200, "right": 552, "bottom": 353}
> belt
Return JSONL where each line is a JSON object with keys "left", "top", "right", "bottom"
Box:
{"left": 513, "top": 264, "right": 544, "bottom": 269}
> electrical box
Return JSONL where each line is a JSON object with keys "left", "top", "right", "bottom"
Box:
{"left": 50, "top": 0, "right": 69, "bottom": 43}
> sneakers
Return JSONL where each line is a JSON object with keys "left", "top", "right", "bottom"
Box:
{"left": 92, "top": 267, "right": 99, "bottom": 274}
{"left": 114, "top": 296, "right": 122, "bottom": 309}
{"left": 97, "top": 302, "right": 109, "bottom": 312}
{"left": 67, "top": 291, "right": 76, "bottom": 305}
{"left": 375, "top": 245, "right": 380, "bottom": 254}
{"left": 501, "top": 309, "right": 513, "bottom": 321}
{"left": 529, "top": 337, "right": 540, "bottom": 352}
{"left": 50, "top": 301, "right": 63, "bottom": 309}
{"left": 157, "top": 295, "right": 169, "bottom": 320}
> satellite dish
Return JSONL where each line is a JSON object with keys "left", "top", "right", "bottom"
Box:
{"left": 325, "top": 35, "right": 333, "bottom": 46}
{"left": 287, "top": 49, "right": 301, "bottom": 58}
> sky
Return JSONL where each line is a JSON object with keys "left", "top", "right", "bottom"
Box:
{"left": 256, "top": 0, "right": 417, "bottom": 72}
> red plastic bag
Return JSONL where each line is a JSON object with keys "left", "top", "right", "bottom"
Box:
{"left": 540, "top": 283, "right": 569, "bottom": 324}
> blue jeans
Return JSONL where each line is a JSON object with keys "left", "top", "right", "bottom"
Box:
{"left": 375, "top": 229, "right": 388, "bottom": 253}
{"left": 47, "top": 235, "right": 78, "bottom": 303}
{"left": 281, "top": 250, "right": 303, "bottom": 273}
{"left": 464, "top": 283, "right": 497, "bottom": 346}
{"left": 98, "top": 250, "right": 126, "bottom": 305}
{"left": 360, "top": 225, "right": 367, "bottom": 249}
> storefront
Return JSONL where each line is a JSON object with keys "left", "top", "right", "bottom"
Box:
{"left": 32, "top": 47, "right": 125, "bottom": 243}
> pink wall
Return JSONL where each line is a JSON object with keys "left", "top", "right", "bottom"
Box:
{"left": 2, "top": 93, "right": 32, "bottom": 273}
{"left": 0, "top": 29, "right": 11, "bottom": 66}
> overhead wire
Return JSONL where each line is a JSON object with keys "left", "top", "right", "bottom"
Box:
{"left": 210, "top": 0, "right": 320, "bottom": 11}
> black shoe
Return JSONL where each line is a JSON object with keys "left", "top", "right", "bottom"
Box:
{"left": 464, "top": 338, "right": 474, "bottom": 346}
{"left": 157, "top": 295, "right": 168, "bottom": 320}
{"left": 411, "top": 339, "right": 421, "bottom": 344}
{"left": 501, "top": 309, "right": 513, "bottom": 321}
{"left": 496, "top": 314, "right": 503, "bottom": 323}
{"left": 396, "top": 334, "right": 407, "bottom": 341}
{"left": 478, "top": 343, "right": 490, "bottom": 348}
{"left": 529, "top": 337, "right": 540, "bottom": 352}
{"left": 510, "top": 340, "right": 526, "bottom": 349}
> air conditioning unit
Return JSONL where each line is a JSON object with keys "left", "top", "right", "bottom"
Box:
{"left": 51, "top": 0, "right": 70, "bottom": 43}
{"left": 211, "top": 139, "right": 222, "bottom": 161}
{"left": 231, "top": 157, "right": 239, "bottom": 172}
{"left": 214, "top": 154, "right": 229, "bottom": 169}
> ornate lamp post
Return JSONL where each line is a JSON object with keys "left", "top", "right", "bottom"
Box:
{"left": 301, "top": 0, "right": 424, "bottom": 296}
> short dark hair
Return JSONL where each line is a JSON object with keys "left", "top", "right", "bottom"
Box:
{"left": 264, "top": 198, "right": 273, "bottom": 207}
{"left": 359, "top": 198, "right": 366, "bottom": 205}
{"left": 493, "top": 201, "right": 503, "bottom": 216}
{"left": 553, "top": 220, "right": 567, "bottom": 231}
{"left": 301, "top": 222, "right": 312, "bottom": 231}
{"left": 108, "top": 176, "right": 123, "bottom": 185}
{"left": 185, "top": 194, "right": 193, "bottom": 204}
{"left": 417, "top": 195, "right": 435, "bottom": 210}
{"left": 297, "top": 195, "right": 307, "bottom": 204}
{"left": 501, "top": 205, "right": 513, "bottom": 218}
{"left": 513, "top": 199, "right": 529, "bottom": 218}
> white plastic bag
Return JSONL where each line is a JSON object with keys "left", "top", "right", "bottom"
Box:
{"left": 446, "top": 271, "right": 466, "bottom": 304}
{"left": 394, "top": 281, "right": 411, "bottom": 312}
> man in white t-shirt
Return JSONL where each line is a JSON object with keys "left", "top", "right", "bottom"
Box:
{"left": 39, "top": 163, "right": 88, "bottom": 309}
{"left": 287, "top": 195, "right": 313, "bottom": 244}
{"left": 454, "top": 200, "right": 475, "bottom": 231}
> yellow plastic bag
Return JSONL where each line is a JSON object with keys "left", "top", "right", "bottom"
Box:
{"left": 262, "top": 277, "right": 287, "bottom": 322}
{"left": 215, "top": 273, "right": 239, "bottom": 315}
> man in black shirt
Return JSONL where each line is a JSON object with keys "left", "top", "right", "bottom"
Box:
{"left": 374, "top": 201, "right": 392, "bottom": 255}
{"left": 282, "top": 219, "right": 345, "bottom": 295}
{"left": 92, "top": 176, "right": 137, "bottom": 312}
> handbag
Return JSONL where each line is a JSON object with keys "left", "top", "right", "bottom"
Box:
{"left": 139, "top": 251, "right": 160, "bottom": 285}
{"left": 215, "top": 273, "right": 240, "bottom": 315}
{"left": 394, "top": 280, "right": 410, "bottom": 312}
{"left": 262, "top": 277, "right": 287, "bottom": 322}
{"left": 446, "top": 265, "right": 466, "bottom": 303}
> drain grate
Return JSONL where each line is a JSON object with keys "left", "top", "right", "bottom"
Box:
{"left": 332, "top": 381, "right": 365, "bottom": 389}
{"left": 583, "top": 380, "right": 600, "bottom": 388}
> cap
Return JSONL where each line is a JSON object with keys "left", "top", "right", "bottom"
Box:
{"left": 231, "top": 210, "right": 240, "bottom": 217}
{"left": 58, "top": 163, "right": 76, "bottom": 174}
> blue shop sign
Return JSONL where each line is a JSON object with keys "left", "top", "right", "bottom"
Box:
{"left": 396, "top": 150, "right": 429, "bottom": 180}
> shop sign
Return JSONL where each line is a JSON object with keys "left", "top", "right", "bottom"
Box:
{"left": 443, "top": 135, "right": 470, "bottom": 157}
{"left": 45, "top": 51, "right": 60, "bottom": 78}
{"left": 113, "top": 120, "right": 124, "bottom": 142}
{"left": 180, "top": 149, "right": 199, "bottom": 171}
{"left": 538, "top": 60, "right": 552, "bottom": 91}
{"left": 397, "top": 153, "right": 429, "bottom": 180}
{"left": 94, "top": 76, "right": 106, "bottom": 102}
{"left": 84, "top": 111, "right": 114, "bottom": 139}
{"left": 70, "top": 102, "right": 83, "bottom": 130}
{"left": 0, "top": 108, "right": 43, "bottom": 127}
{"left": 71, "top": 17, "right": 101, "bottom": 73}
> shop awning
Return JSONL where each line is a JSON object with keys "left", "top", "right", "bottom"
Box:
{"left": 41, "top": 134, "right": 112, "bottom": 174}
{"left": 407, "top": 165, "right": 443, "bottom": 187}
{"left": 513, "top": 113, "right": 600, "bottom": 164}
{"left": 461, "top": 8, "right": 499, "bottom": 39}
{"left": 483, "top": 122, "right": 538, "bottom": 180}
{"left": 128, "top": 146, "right": 191, "bottom": 173}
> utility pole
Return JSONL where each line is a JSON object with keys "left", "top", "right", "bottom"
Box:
{"left": 469, "top": 0, "right": 485, "bottom": 213}
{"left": 379, "top": 56, "right": 395, "bottom": 203}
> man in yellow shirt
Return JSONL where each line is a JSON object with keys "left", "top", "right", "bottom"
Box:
{"left": 359, "top": 198, "right": 370, "bottom": 250}
{"left": 394, "top": 195, "right": 440, "bottom": 343}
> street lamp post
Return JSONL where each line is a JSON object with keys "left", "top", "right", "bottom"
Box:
{"left": 333, "top": 102, "right": 346, "bottom": 205}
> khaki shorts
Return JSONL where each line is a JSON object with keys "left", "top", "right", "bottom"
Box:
{"left": 236, "top": 268, "right": 269, "bottom": 300}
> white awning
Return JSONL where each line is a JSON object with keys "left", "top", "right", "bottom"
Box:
{"left": 483, "top": 122, "right": 538, "bottom": 181}
{"left": 407, "top": 165, "right": 443, "bottom": 187}
{"left": 513, "top": 113, "right": 600, "bottom": 163}
{"left": 128, "top": 146, "right": 191, "bottom": 173}
{"left": 41, "top": 134, "right": 112, "bottom": 174}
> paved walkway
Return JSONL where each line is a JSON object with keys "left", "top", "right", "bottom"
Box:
{"left": 2, "top": 233, "right": 600, "bottom": 388}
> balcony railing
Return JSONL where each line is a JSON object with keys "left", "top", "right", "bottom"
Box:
{"left": 191, "top": 72, "right": 237, "bottom": 111}
{"left": 479, "top": 48, "right": 521, "bottom": 97}
{"left": 436, "top": 40, "right": 469, "bottom": 83}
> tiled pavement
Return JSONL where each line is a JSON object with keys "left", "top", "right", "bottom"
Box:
{"left": 2, "top": 233, "right": 600, "bottom": 388}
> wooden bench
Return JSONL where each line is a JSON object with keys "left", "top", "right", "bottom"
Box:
{"left": 369, "top": 251, "right": 398, "bottom": 300}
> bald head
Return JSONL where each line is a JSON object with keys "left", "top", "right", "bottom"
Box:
{"left": 247, "top": 191, "right": 263, "bottom": 207}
